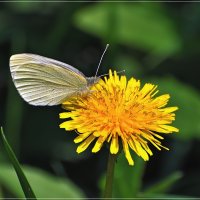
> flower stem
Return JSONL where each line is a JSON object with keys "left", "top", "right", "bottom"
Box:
{"left": 103, "top": 152, "right": 117, "bottom": 199}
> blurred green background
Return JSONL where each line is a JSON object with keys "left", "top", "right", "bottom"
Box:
{"left": 0, "top": 2, "right": 200, "bottom": 199}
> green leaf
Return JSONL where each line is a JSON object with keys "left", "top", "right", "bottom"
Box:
{"left": 114, "top": 154, "right": 145, "bottom": 197}
{"left": 99, "top": 153, "right": 146, "bottom": 198}
{"left": 74, "top": 3, "right": 181, "bottom": 56}
{"left": 0, "top": 127, "right": 37, "bottom": 199}
{"left": 0, "top": 164, "right": 85, "bottom": 198}
{"left": 148, "top": 77, "right": 200, "bottom": 139}
{"left": 112, "top": 54, "right": 144, "bottom": 78}
{"left": 143, "top": 171, "right": 183, "bottom": 194}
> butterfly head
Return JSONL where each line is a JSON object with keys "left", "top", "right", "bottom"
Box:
{"left": 86, "top": 77, "right": 100, "bottom": 87}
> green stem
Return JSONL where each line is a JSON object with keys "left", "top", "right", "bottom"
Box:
{"left": 103, "top": 152, "right": 117, "bottom": 199}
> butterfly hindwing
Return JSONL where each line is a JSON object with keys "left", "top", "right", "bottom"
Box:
{"left": 10, "top": 54, "right": 88, "bottom": 106}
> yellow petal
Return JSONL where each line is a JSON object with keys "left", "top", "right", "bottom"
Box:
{"left": 110, "top": 136, "right": 119, "bottom": 154}
{"left": 59, "top": 112, "right": 72, "bottom": 119}
{"left": 76, "top": 135, "right": 96, "bottom": 153}
{"left": 122, "top": 138, "right": 134, "bottom": 166}
{"left": 162, "top": 107, "right": 178, "bottom": 113}
{"left": 159, "top": 125, "right": 179, "bottom": 133}
{"left": 74, "top": 132, "right": 92, "bottom": 143}
{"left": 134, "top": 140, "right": 149, "bottom": 161}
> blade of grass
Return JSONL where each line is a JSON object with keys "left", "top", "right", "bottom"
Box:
{"left": 143, "top": 171, "right": 183, "bottom": 195}
{"left": 0, "top": 127, "right": 37, "bottom": 199}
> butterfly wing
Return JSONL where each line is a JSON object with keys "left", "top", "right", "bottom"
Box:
{"left": 10, "top": 53, "right": 88, "bottom": 106}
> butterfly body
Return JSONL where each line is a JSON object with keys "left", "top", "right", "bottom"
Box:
{"left": 10, "top": 54, "right": 99, "bottom": 106}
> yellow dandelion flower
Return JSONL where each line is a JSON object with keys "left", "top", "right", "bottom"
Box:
{"left": 60, "top": 70, "right": 179, "bottom": 165}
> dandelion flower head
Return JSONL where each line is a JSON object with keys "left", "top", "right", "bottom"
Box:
{"left": 60, "top": 70, "right": 179, "bottom": 165}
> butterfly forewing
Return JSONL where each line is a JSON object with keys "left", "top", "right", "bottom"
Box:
{"left": 10, "top": 54, "right": 88, "bottom": 106}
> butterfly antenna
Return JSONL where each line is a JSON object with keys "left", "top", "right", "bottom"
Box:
{"left": 95, "top": 44, "right": 109, "bottom": 77}
{"left": 99, "top": 69, "right": 126, "bottom": 78}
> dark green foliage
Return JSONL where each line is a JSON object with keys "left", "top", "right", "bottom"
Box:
{"left": 0, "top": 127, "right": 36, "bottom": 199}
{"left": 0, "top": 2, "right": 200, "bottom": 198}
